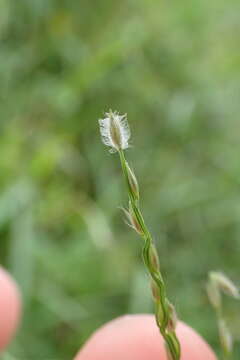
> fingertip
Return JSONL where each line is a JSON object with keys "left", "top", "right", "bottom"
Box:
{"left": 176, "top": 321, "right": 217, "bottom": 360}
{"left": 0, "top": 267, "right": 21, "bottom": 351}
{"left": 74, "top": 314, "right": 217, "bottom": 360}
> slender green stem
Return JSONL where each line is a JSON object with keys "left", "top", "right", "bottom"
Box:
{"left": 119, "top": 150, "right": 181, "bottom": 360}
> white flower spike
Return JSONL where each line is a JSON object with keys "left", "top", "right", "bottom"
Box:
{"left": 98, "top": 110, "right": 130, "bottom": 153}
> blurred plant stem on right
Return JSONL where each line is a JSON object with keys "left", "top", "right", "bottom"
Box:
{"left": 207, "top": 272, "right": 239, "bottom": 359}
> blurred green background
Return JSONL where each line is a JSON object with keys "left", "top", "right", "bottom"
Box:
{"left": 0, "top": 0, "right": 240, "bottom": 359}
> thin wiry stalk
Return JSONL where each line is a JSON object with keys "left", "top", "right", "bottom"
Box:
{"left": 99, "top": 110, "right": 181, "bottom": 360}
{"left": 118, "top": 149, "right": 181, "bottom": 360}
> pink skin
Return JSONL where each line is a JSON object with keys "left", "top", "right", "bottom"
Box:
{"left": 0, "top": 268, "right": 217, "bottom": 360}
{"left": 0, "top": 267, "right": 21, "bottom": 351}
{"left": 75, "top": 315, "right": 217, "bottom": 360}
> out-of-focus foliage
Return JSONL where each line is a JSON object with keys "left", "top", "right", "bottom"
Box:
{"left": 0, "top": 0, "right": 240, "bottom": 359}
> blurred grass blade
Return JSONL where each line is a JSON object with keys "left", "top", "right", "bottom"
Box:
{"left": 8, "top": 208, "right": 36, "bottom": 303}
